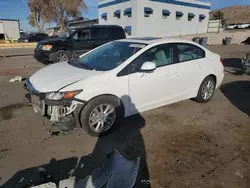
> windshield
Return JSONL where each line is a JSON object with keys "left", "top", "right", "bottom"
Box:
{"left": 69, "top": 41, "right": 146, "bottom": 71}
{"left": 58, "top": 29, "right": 75, "bottom": 38}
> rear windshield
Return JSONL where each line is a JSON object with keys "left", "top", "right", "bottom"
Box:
{"left": 69, "top": 41, "right": 147, "bottom": 71}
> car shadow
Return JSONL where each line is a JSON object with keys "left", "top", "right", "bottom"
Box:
{"left": 220, "top": 81, "right": 250, "bottom": 117}
{"left": 241, "top": 37, "right": 250, "bottom": 45}
{"left": 0, "top": 95, "right": 151, "bottom": 188}
{"left": 223, "top": 58, "right": 244, "bottom": 75}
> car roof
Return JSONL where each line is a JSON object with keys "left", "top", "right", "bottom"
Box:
{"left": 118, "top": 37, "right": 196, "bottom": 45}
{"left": 73, "top": 24, "right": 122, "bottom": 30}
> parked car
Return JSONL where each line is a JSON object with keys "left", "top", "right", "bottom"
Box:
{"left": 34, "top": 25, "right": 126, "bottom": 63}
{"left": 26, "top": 37, "right": 224, "bottom": 136}
{"left": 18, "top": 33, "right": 48, "bottom": 42}
{"left": 226, "top": 24, "right": 238, "bottom": 29}
{"left": 237, "top": 23, "right": 250, "bottom": 29}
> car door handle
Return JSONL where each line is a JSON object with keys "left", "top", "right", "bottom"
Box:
{"left": 166, "top": 72, "right": 177, "bottom": 77}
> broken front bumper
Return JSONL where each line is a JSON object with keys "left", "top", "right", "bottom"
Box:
{"left": 25, "top": 79, "right": 85, "bottom": 124}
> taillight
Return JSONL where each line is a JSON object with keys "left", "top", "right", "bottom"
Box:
{"left": 220, "top": 58, "right": 224, "bottom": 65}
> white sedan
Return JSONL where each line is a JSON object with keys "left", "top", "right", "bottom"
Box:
{"left": 226, "top": 24, "right": 237, "bottom": 29}
{"left": 26, "top": 38, "right": 224, "bottom": 136}
{"left": 237, "top": 23, "right": 250, "bottom": 29}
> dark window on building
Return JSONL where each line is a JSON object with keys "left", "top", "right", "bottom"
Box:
{"left": 144, "top": 7, "right": 153, "bottom": 17}
{"left": 114, "top": 10, "right": 121, "bottom": 18}
{"left": 176, "top": 11, "right": 183, "bottom": 20}
{"left": 124, "top": 8, "right": 132, "bottom": 17}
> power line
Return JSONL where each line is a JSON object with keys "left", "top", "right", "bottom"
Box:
{"left": 22, "top": 0, "right": 29, "bottom": 9}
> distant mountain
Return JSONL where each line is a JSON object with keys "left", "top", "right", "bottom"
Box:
{"left": 210, "top": 6, "right": 250, "bottom": 25}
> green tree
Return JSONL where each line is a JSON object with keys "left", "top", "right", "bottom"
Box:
{"left": 212, "top": 11, "right": 224, "bottom": 20}
{"left": 212, "top": 10, "right": 226, "bottom": 26}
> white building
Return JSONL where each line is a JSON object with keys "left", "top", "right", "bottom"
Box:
{"left": 98, "top": 0, "right": 211, "bottom": 37}
{"left": 0, "top": 19, "right": 20, "bottom": 40}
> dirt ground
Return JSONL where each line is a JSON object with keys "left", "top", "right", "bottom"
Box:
{"left": 0, "top": 44, "right": 250, "bottom": 188}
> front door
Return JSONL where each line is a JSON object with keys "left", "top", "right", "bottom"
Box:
{"left": 72, "top": 28, "right": 93, "bottom": 56}
{"left": 128, "top": 44, "right": 180, "bottom": 114}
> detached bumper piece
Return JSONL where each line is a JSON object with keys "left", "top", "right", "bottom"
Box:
{"left": 30, "top": 149, "right": 140, "bottom": 188}
{"left": 77, "top": 149, "right": 140, "bottom": 188}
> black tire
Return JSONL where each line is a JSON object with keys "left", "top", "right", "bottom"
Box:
{"left": 79, "top": 95, "right": 124, "bottom": 137}
{"left": 52, "top": 50, "right": 71, "bottom": 63}
{"left": 195, "top": 76, "right": 216, "bottom": 103}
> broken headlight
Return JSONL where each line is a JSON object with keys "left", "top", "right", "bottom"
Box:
{"left": 45, "top": 90, "right": 82, "bottom": 101}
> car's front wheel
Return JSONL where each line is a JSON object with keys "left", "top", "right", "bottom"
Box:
{"left": 195, "top": 76, "right": 216, "bottom": 103}
{"left": 79, "top": 96, "right": 123, "bottom": 137}
{"left": 53, "top": 50, "right": 71, "bottom": 63}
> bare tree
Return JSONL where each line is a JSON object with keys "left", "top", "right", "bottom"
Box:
{"left": 27, "top": 0, "right": 54, "bottom": 32}
{"left": 48, "top": 0, "right": 87, "bottom": 31}
{"left": 27, "top": 0, "right": 87, "bottom": 32}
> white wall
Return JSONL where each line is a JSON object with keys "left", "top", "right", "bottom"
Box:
{"left": 98, "top": 0, "right": 210, "bottom": 37}
{"left": 0, "top": 20, "right": 20, "bottom": 39}
{"left": 99, "top": 0, "right": 136, "bottom": 36}
{"left": 207, "top": 20, "right": 221, "bottom": 33}
{"left": 0, "top": 23, "right": 4, "bottom": 34}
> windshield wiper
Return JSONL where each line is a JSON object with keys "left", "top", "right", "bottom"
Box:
{"left": 82, "top": 63, "right": 96, "bottom": 70}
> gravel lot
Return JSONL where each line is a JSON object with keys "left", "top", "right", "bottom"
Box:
{"left": 0, "top": 44, "right": 250, "bottom": 188}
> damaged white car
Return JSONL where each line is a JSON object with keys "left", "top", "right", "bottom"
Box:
{"left": 26, "top": 38, "right": 224, "bottom": 136}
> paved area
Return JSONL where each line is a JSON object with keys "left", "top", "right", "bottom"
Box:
{"left": 0, "top": 45, "right": 250, "bottom": 188}
{"left": 0, "top": 48, "right": 34, "bottom": 57}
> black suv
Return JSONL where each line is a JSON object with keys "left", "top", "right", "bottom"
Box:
{"left": 34, "top": 25, "right": 126, "bottom": 63}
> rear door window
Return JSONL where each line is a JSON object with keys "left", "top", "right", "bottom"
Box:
{"left": 175, "top": 43, "right": 205, "bottom": 63}
{"left": 91, "top": 28, "right": 105, "bottom": 39}
{"left": 109, "top": 27, "right": 125, "bottom": 39}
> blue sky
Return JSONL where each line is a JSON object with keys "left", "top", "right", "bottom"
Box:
{"left": 0, "top": 0, "right": 249, "bottom": 31}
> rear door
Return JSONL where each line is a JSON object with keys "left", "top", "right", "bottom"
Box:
{"left": 172, "top": 43, "right": 207, "bottom": 97}
{"left": 91, "top": 27, "right": 109, "bottom": 48}
{"left": 72, "top": 28, "right": 93, "bottom": 55}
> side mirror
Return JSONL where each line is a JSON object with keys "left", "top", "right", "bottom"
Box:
{"left": 140, "top": 61, "right": 156, "bottom": 72}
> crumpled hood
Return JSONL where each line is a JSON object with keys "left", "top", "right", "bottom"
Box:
{"left": 30, "top": 62, "right": 100, "bottom": 92}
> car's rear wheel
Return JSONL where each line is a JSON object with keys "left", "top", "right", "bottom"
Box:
{"left": 53, "top": 50, "right": 71, "bottom": 63}
{"left": 195, "top": 76, "right": 216, "bottom": 103}
{"left": 79, "top": 96, "right": 123, "bottom": 137}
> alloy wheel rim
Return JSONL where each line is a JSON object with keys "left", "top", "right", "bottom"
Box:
{"left": 89, "top": 104, "right": 116, "bottom": 133}
{"left": 56, "top": 53, "right": 68, "bottom": 62}
{"left": 201, "top": 80, "right": 214, "bottom": 100}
